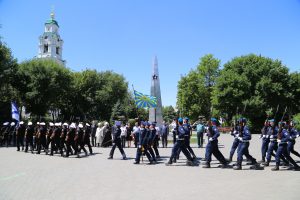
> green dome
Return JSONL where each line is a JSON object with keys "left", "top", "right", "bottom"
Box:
{"left": 45, "top": 18, "right": 59, "bottom": 27}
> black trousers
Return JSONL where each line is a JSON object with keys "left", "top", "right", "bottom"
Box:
{"left": 161, "top": 134, "right": 168, "bottom": 147}
{"left": 109, "top": 139, "right": 125, "bottom": 158}
{"left": 66, "top": 140, "right": 77, "bottom": 157}
{"left": 16, "top": 135, "right": 24, "bottom": 150}
{"left": 37, "top": 137, "right": 47, "bottom": 154}
{"left": 275, "top": 143, "right": 299, "bottom": 167}
{"left": 25, "top": 137, "right": 33, "bottom": 152}
{"left": 84, "top": 140, "right": 93, "bottom": 154}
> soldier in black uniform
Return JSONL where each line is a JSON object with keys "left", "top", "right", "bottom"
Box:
{"left": 50, "top": 123, "right": 61, "bottom": 156}
{"left": 16, "top": 121, "right": 26, "bottom": 151}
{"left": 37, "top": 122, "right": 48, "bottom": 154}
{"left": 65, "top": 123, "right": 77, "bottom": 157}
{"left": 145, "top": 122, "right": 157, "bottom": 162}
{"left": 150, "top": 123, "right": 160, "bottom": 159}
{"left": 60, "top": 123, "right": 68, "bottom": 156}
{"left": 1, "top": 122, "right": 10, "bottom": 147}
{"left": 9, "top": 122, "right": 16, "bottom": 146}
{"left": 75, "top": 123, "right": 88, "bottom": 158}
{"left": 91, "top": 122, "right": 97, "bottom": 147}
{"left": 108, "top": 121, "right": 127, "bottom": 160}
{"left": 46, "top": 123, "right": 54, "bottom": 152}
{"left": 83, "top": 123, "right": 93, "bottom": 155}
{"left": 25, "top": 122, "right": 34, "bottom": 153}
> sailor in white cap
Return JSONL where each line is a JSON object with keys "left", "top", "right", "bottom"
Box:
{"left": 16, "top": 121, "right": 26, "bottom": 151}
{"left": 59, "top": 122, "right": 69, "bottom": 156}
{"left": 25, "top": 122, "right": 34, "bottom": 153}
{"left": 75, "top": 123, "right": 88, "bottom": 157}
{"left": 36, "top": 122, "right": 48, "bottom": 154}
{"left": 65, "top": 123, "right": 77, "bottom": 157}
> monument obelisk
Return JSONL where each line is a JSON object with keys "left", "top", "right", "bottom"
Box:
{"left": 149, "top": 56, "right": 163, "bottom": 126}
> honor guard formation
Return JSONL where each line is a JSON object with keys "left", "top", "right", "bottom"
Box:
{"left": 1, "top": 116, "right": 299, "bottom": 171}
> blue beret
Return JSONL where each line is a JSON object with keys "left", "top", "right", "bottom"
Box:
{"left": 211, "top": 118, "right": 217, "bottom": 122}
{"left": 115, "top": 121, "right": 121, "bottom": 126}
{"left": 239, "top": 118, "right": 247, "bottom": 123}
{"left": 178, "top": 118, "right": 183, "bottom": 123}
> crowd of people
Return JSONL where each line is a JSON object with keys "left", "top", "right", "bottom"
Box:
{"left": 0, "top": 117, "right": 299, "bottom": 171}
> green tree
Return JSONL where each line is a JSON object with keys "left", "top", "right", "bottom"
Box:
{"left": 177, "top": 54, "right": 220, "bottom": 121}
{"left": 162, "top": 105, "right": 177, "bottom": 123}
{"left": 17, "top": 59, "right": 73, "bottom": 119}
{"left": 212, "top": 54, "right": 295, "bottom": 131}
{"left": 0, "top": 40, "right": 19, "bottom": 122}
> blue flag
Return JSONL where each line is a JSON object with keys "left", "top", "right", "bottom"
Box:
{"left": 133, "top": 90, "right": 157, "bottom": 108}
{"left": 11, "top": 102, "right": 20, "bottom": 122}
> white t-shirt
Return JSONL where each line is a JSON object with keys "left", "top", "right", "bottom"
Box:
{"left": 121, "top": 126, "right": 127, "bottom": 137}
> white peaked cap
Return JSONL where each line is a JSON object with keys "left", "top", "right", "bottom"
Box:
{"left": 37, "top": 122, "right": 40, "bottom": 125}
{"left": 3, "top": 122, "right": 9, "bottom": 126}
{"left": 28, "top": 122, "right": 33, "bottom": 126}
{"left": 78, "top": 124, "right": 83, "bottom": 128}
{"left": 19, "top": 121, "right": 24, "bottom": 125}
{"left": 49, "top": 122, "right": 54, "bottom": 126}
{"left": 63, "top": 122, "right": 69, "bottom": 126}
{"left": 40, "top": 122, "right": 46, "bottom": 126}
{"left": 70, "top": 123, "right": 76, "bottom": 129}
{"left": 86, "top": 123, "right": 90, "bottom": 126}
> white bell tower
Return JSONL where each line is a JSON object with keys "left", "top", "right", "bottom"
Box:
{"left": 37, "top": 11, "right": 65, "bottom": 66}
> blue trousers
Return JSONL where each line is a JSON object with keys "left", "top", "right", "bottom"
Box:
{"left": 266, "top": 141, "right": 288, "bottom": 164}
{"left": 237, "top": 142, "right": 256, "bottom": 164}
{"left": 135, "top": 145, "right": 152, "bottom": 163}
{"left": 205, "top": 140, "right": 226, "bottom": 164}
{"left": 261, "top": 138, "right": 270, "bottom": 161}
{"left": 170, "top": 140, "right": 192, "bottom": 161}
{"left": 177, "top": 137, "right": 196, "bottom": 158}
{"left": 229, "top": 138, "right": 239, "bottom": 159}
{"left": 287, "top": 140, "right": 300, "bottom": 157}
{"left": 275, "top": 143, "right": 298, "bottom": 167}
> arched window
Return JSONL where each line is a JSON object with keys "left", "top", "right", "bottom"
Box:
{"left": 44, "top": 44, "right": 48, "bottom": 53}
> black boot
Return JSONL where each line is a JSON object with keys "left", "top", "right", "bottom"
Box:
{"left": 202, "top": 162, "right": 210, "bottom": 168}
{"left": 233, "top": 163, "right": 242, "bottom": 170}
{"left": 271, "top": 164, "right": 279, "bottom": 171}
{"left": 165, "top": 159, "right": 173, "bottom": 166}
{"left": 263, "top": 161, "right": 269, "bottom": 166}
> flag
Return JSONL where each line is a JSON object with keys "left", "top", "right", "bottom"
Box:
{"left": 11, "top": 101, "right": 20, "bottom": 122}
{"left": 133, "top": 90, "right": 157, "bottom": 108}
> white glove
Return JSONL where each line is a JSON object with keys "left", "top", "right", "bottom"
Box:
{"left": 277, "top": 139, "right": 281, "bottom": 143}
{"left": 238, "top": 137, "right": 243, "bottom": 141}
{"left": 270, "top": 135, "right": 274, "bottom": 139}
{"left": 138, "top": 145, "right": 141, "bottom": 148}
{"left": 297, "top": 134, "right": 299, "bottom": 138}
{"left": 262, "top": 135, "right": 266, "bottom": 138}
{"left": 209, "top": 138, "right": 213, "bottom": 142}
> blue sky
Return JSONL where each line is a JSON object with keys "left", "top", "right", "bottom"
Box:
{"left": 1, "top": 0, "right": 299, "bottom": 107}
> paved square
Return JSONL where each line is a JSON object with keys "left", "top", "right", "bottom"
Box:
{"left": 1, "top": 134, "right": 300, "bottom": 200}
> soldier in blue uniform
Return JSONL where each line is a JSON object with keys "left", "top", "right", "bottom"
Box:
{"left": 228, "top": 119, "right": 240, "bottom": 162}
{"left": 264, "top": 119, "right": 289, "bottom": 166}
{"left": 134, "top": 121, "right": 154, "bottom": 164}
{"left": 287, "top": 121, "right": 300, "bottom": 158}
{"left": 145, "top": 122, "right": 157, "bottom": 162}
{"left": 108, "top": 121, "right": 127, "bottom": 160}
{"left": 272, "top": 121, "right": 300, "bottom": 171}
{"left": 166, "top": 118, "right": 195, "bottom": 166}
{"left": 150, "top": 122, "right": 160, "bottom": 159}
{"left": 259, "top": 120, "right": 270, "bottom": 163}
{"left": 202, "top": 118, "right": 228, "bottom": 168}
{"left": 233, "top": 118, "right": 262, "bottom": 170}
{"left": 181, "top": 118, "right": 197, "bottom": 160}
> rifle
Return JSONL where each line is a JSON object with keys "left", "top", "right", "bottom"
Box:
{"left": 277, "top": 106, "right": 287, "bottom": 140}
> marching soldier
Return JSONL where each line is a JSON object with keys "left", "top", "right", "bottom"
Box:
{"left": 46, "top": 122, "right": 54, "bottom": 152}
{"left": 60, "top": 123, "right": 68, "bottom": 156}
{"left": 0, "top": 122, "right": 10, "bottom": 147}
{"left": 134, "top": 121, "right": 154, "bottom": 164}
{"left": 75, "top": 123, "right": 88, "bottom": 157}
{"left": 24, "top": 122, "right": 34, "bottom": 153}
{"left": 166, "top": 118, "right": 195, "bottom": 166}
{"left": 233, "top": 118, "right": 262, "bottom": 170}
{"left": 228, "top": 120, "right": 240, "bottom": 162}
{"left": 287, "top": 121, "right": 300, "bottom": 158}
{"left": 37, "top": 122, "right": 48, "bottom": 154}
{"left": 264, "top": 119, "right": 289, "bottom": 166}
{"left": 16, "top": 121, "right": 26, "bottom": 151}
{"left": 202, "top": 118, "right": 228, "bottom": 168}
{"left": 108, "top": 121, "right": 127, "bottom": 160}
{"left": 83, "top": 123, "right": 93, "bottom": 155}
{"left": 260, "top": 120, "right": 270, "bottom": 163}
{"left": 151, "top": 122, "right": 160, "bottom": 159}
{"left": 9, "top": 122, "right": 16, "bottom": 146}
{"left": 272, "top": 121, "right": 300, "bottom": 171}
{"left": 145, "top": 122, "right": 157, "bottom": 162}
{"left": 65, "top": 123, "right": 77, "bottom": 157}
